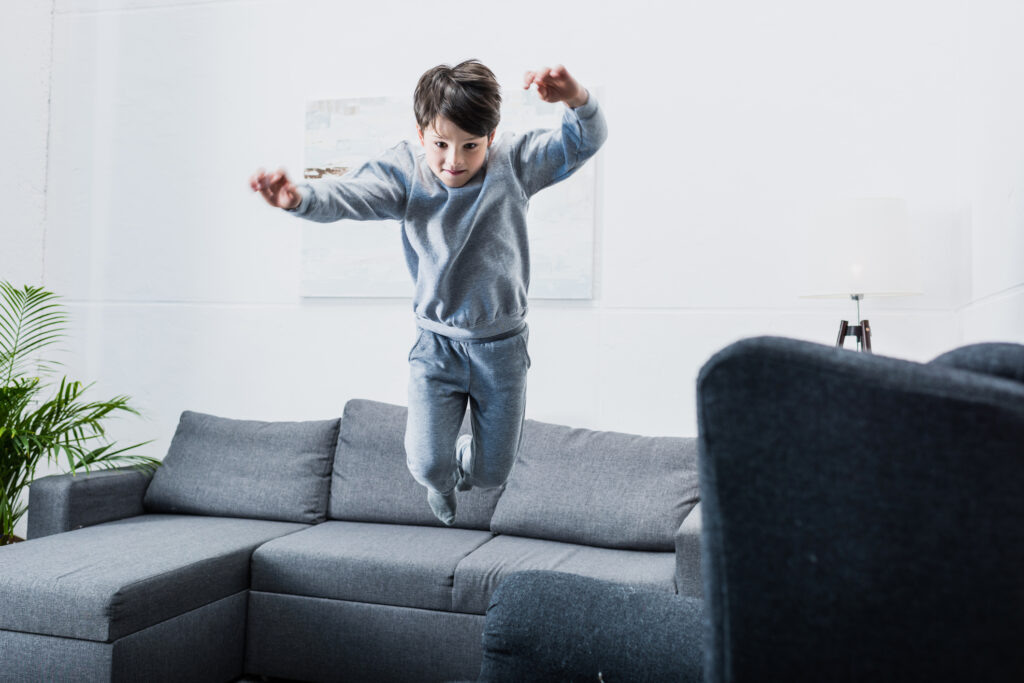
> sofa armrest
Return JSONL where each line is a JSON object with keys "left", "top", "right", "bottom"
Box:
{"left": 675, "top": 501, "right": 702, "bottom": 598}
{"left": 479, "top": 571, "right": 703, "bottom": 682}
{"left": 27, "top": 466, "right": 155, "bottom": 539}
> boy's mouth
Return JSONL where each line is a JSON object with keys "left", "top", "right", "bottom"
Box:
{"left": 444, "top": 169, "right": 465, "bottom": 175}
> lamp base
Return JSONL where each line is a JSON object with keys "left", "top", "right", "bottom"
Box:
{"left": 836, "top": 319, "right": 872, "bottom": 352}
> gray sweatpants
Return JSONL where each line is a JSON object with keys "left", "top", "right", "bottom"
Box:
{"left": 404, "top": 324, "right": 531, "bottom": 495}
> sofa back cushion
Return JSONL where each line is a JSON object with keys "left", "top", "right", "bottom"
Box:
{"left": 328, "top": 399, "right": 503, "bottom": 530}
{"left": 489, "top": 420, "right": 699, "bottom": 551}
{"left": 143, "top": 411, "right": 340, "bottom": 524}
{"left": 930, "top": 342, "right": 1024, "bottom": 383}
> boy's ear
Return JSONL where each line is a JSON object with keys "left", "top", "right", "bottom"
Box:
{"left": 487, "top": 129, "right": 496, "bottom": 147}
{"left": 416, "top": 126, "right": 424, "bottom": 145}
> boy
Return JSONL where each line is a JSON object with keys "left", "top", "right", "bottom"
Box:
{"left": 250, "top": 60, "right": 607, "bottom": 525}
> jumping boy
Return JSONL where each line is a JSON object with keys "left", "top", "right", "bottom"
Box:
{"left": 250, "top": 60, "right": 607, "bottom": 525}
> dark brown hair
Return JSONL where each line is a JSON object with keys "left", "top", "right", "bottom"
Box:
{"left": 414, "top": 59, "right": 501, "bottom": 138}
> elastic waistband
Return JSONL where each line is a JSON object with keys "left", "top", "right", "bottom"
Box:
{"left": 416, "top": 319, "right": 527, "bottom": 344}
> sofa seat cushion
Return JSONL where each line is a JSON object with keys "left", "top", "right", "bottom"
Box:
{"left": 250, "top": 521, "right": 494, "bottom": 611}
{"left": 452, "top": 534, "right": 677, "bottom": 615}
{"left": 328, "top": 399, "right": 503, "bottom": 530}
{"left": 489, "top": 420, "right": 699, "bottom": 551}
{"left": 144, "top": 411, "right": 340, "bottom": 524}
{"left": 0, "top": 514, "right": 307, "bottom": 642}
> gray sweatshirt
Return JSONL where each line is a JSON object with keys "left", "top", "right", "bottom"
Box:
{"left": 287, "top": 93, "right": 608, "bottom": 340}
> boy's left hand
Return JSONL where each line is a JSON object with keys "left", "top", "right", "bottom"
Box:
{"left": 523, "top": 65, "right": 588, "bottom": 108}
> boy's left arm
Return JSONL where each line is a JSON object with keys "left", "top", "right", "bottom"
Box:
{"left": 512, "top": 65, "right": 608, "bottom": 198}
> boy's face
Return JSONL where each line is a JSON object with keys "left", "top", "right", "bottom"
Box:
{"left": 417, "top": 116, "right": 495, "bottom": 188}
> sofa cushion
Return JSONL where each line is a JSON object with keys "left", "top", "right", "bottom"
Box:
{"left": 489, "top": 421, "right": 699, "bottom": 550}
{"left": 328, "top": 399, "right": 503, "bottom": 530}
{"left": 0, "top": 514, "right": 307, "bottom": 642}
{"left": 144, "top": 411, "right": 339, "bottom": 523}
{"left": 930, "top": 342, "right": 1024, "bottom": 383}
{"left": 251, "top": 520, "right": 493, "bottom": 611}
{"left": 452, "top": 534, "right": 677, "bottom": 615}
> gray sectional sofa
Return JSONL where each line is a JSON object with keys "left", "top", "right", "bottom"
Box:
{"left": 0, "top": 398, "right": 701, "bottom": 682}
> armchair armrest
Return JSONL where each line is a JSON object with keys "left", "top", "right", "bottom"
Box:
{"left": 27, "top": 466, "right": 155, "bottom": 539}
{"left": 675, "top": 501, "right": 702, "bottom": 598}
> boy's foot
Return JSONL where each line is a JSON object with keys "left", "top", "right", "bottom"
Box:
{"left": 427, "top": 488, "right": 457, "bottom": 526}
{"left": 456, "top": 434, "right": 473, "bottom": 491}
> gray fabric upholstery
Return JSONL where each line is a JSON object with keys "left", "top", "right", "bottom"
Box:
{"left": 328, "top": 399, "right": 503, "bottom": 530}
{"left": 111, "top": 590, "right": 246, "bottom": 683}
{"left": 143, "top": 410, "right": 339, "bottom": 523}
{"left": 4, "top": 399, "right": 702, "bottom": 680}
{"left": 479, "top": 571, "right": 704, "bottom": 682}
{"left": 0, "top": 627, "right": 111, "bottom": 682}
{"left": 0, "top": 590, "right": 246, "bottom": 683}
{"left": 674, "top": 502, "right": 702, "bottom": 599}
{"left": 698, "top": 336, "right": 1024, "bottom": 682}
{"left": 0, "top": 513, "right": 306, "bottom": 641}
{"left": 246, "top": 590, "right": 486, "bottom": 683}
{"left": 930, "top": 341, "right": 1024, "bottom": 383}
{"left": 453, "top": 534, "right": 676, "bottom": 615}
{"left": 27, "top": 466, "right": 153, "bottom": 539}
{"left": 251, "top": 520, "right": 493, "bottom": 611}
{"left": 489, "top": 419, "right": 699, "bottom": 550}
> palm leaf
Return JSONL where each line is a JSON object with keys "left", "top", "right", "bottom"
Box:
{"left": 0, "top": 283, "right": 68, "bottom": 384}
{"left": 1, "top": 281, "right": 161, "bottom": 542}
{"left": 72, "top": 440, "right": 160, "bottom": 473}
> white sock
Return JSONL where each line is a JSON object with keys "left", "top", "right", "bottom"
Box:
{"left": 427, "top": 488, "right": 457, "bottom": 526}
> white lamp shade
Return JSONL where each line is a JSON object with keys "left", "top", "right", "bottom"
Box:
{"left": 801, "top": 197, "right": 923, "bottom": 299}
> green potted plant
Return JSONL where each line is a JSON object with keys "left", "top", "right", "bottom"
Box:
{"left": 1, "top": 282, "right": 161, "bottom": 545}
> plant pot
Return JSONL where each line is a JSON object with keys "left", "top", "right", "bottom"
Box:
{"left": 1, "top": 534, "right": 26, "bottom": 545}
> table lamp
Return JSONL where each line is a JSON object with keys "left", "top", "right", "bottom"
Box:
{"left": 800, "top": 198, "right": 922, "bottom": 352}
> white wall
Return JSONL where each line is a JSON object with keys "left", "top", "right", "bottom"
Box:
{"left": 10, "top": 0, "right": 1018, "bottom": 540}
{"left": 1, "top": 1, "right": 52, "bottom": 286}
{"left": 962, "top": 0, "right": 1024, "bottom": 341}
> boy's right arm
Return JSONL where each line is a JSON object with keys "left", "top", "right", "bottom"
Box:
{"left": 251, "top": 142, "right": 411, "bottom": 223}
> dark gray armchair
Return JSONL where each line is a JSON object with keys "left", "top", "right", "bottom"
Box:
{"left": 478, "top": 336, "right": 1024, "bottom": 682}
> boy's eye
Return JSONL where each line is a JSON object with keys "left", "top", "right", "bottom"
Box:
{"left": 434, "top": 141, "right": 478, "bottom": 150}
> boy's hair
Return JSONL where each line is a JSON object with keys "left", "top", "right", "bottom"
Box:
{"left": 414, "top": 59, "right": 501, "bottom": 138}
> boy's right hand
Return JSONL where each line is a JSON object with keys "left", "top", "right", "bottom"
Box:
{"left": 250, "top": 168, "right": 302, "bottom": 210}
